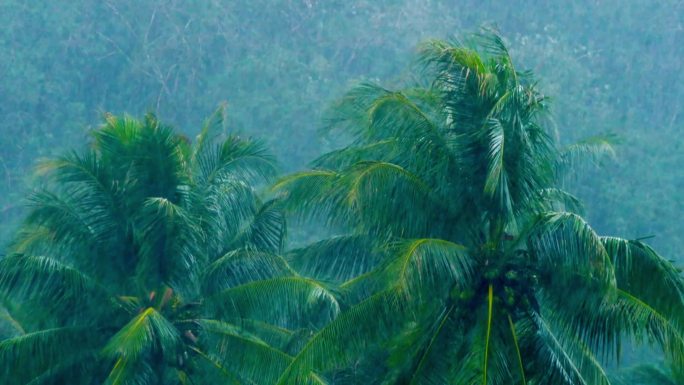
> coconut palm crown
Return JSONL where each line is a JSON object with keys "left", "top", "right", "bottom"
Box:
{"left": 273, "top": 31, "right": 684, "bottom": 384}
{"left": 0, "top": 110, "right": 339, "bottom": 385}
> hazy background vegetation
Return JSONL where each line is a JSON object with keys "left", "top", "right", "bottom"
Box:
{"left": 1, "top": 0, "right": 682, "bottom": 262}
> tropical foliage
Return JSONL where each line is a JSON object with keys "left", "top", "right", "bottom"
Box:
{"left": 0, "top": 110, "right": 339, "bottom": 385}
{"left": 0, "top": 26, "right": 682, "bottom": 385}
{"left": 273, "top": 32, "right": 684, "bottom": 384}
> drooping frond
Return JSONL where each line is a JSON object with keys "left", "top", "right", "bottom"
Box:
{"left": 323, "top": 82, "right": 392, "bottom": 139}
{"left": 537, "top": 188, "right": 585, "bottom": 214}
{"left": 202, "top": 250, "right": 295, "bottom": 294}
{"left": 528, "top": 212, "right": 616, "bottom": 288}
{"left": 599, "top": 238, "right": 684, "bottom": 366}
{"left": 103, "top": 357, "right": 155, "bottom": 385}
{"left": 312, "top": 139, "right": 401, "bottom": 170}
{"left": 18, "top": 190, "right": 97, "bottom": 256}
{"left": 275, "top": 161, "right": 436, "bottom": 238}
{"left": 216, "top": 317, "right": 296, "bottom": 352}
{"left": 473, "top": 28, "right": 513, "bottom": 60}
{"left": 136, "top": 197, "right": 203, "bottom": 295}
{"left": 286, "top": 235, "right": 385, "bottom": 284}
{"left": 364, "top": 90, "right": 441, "bottom": 143}
{"left": 559, "top": 134, "right": 618, "bottom": 176}
{"left": 276, "top": 287, "right": 408, "bottom": 385}
{"left": 483, "top": 118, "right": 507, "bottom": 198}
{"left": 380, "top": 303, "right": 457, "bottom": 385}
{"left": 320, "top": 83, "right": 464, "bottom": 211}
{"left": 195, "top": 179, "right": 258, "bottom": 257}
{"left": 0, "top": 327, "right": 101, "bottom": 383}
{"left": 0, "top": 254, "right": 111, "bottom": 312}
{"left": 417, "top": 38, "right": 486, "bottom": 77}
{"left": 368, "top": 238, "right": 473, "bottom": 296}
{"left": 611, "top": 289, "right": 684, "bottom": 368}
{"left": 228, "top": 198, "right": 286, "bottom": 253}
{"left": 199, "top": 319, "right": 298, "bottom": 385}
{"left": 271, "top": 169, "right": 338, "bottom": 221}
{"left": 210, "top": 276, "right": 340, "bottom": 329}
{"left": 191, "top": 103, "right": 229, "bottom": 165}
{"left": 103, "top": 307, "right": 180, "bottom": 362}
{"left": 602, "top": 237, "right": 684, "bottom": 320}
{"left": 36, "top": 150, "right": 123, "bottom": 234}
{"left": 527, "top": 313, "right": 611, "bottom": 385}
{"left": 194, "top": 135, "right": 276, "bottom": 187}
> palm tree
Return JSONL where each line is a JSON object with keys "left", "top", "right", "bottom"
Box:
{"left": 273, "top": 31, "right": 684, "bottom": 384}
{"left": 0, "top": 109, "right": 339, "bottom": 385}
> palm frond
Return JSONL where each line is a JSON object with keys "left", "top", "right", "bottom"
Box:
{"left": 0, "top": 254, "right": 111, "bottom": 310}
{"left": 528, "top": 313, "right": 610, "bottom": 385}
{"left": 418, "top": 38, "right": 485, "bottom": 76}
{"left": 364, "top": 90, "right": 440, "bottom": 142}
{"left": 0, "top": 327, "right": 99, "bottom": 383}
{"left": 0, "top": 305, "right": 25, "bottom": 337}
{"left": 275, "top": 161, "right": 437, "bottom": 238}
{"left": 103, "top": 115, "right": 187, "bottom": 202}
{"left": 191, "top": 103, "right": 229, "bottom": 165}
{"left": 103, "top": 357, "right": 155, "bottom": 385}
{"left": 17, "top": 190, "right": 96, "bottom": 256}
{"left": 210, "top": 276, "right": 340, "bottom": 329}
{"left": 228, "top": 198, "right": 286, "bottom": 253}
{"left": 382, "top": 304, "right": 456, "bottom": 385}
{"left": 311, "top": 139, "right": 401, "bottom": 169}
{"left": 271, "top": 169, "right": 338, "bottom": 220}
{"left": 217, "top": 317, "right": 296, "bottom": 352}
{"left": 538, "top": 188, "right": 585, "bottom": 214}
{"left": 286, "top": 235, "right": 385, "bottom": 284}
{"left": 602, "top": 237, "right": 684, "bottom": 320}
{"left": 529, "top": 212, "right": 616, "bottom": 288}
{"left": 194, "top": 180, "right": 259, "bottom": 257}
{"left": 103, "top": 307, "right": 180, "bottom": 361}
{"left": 275, "top": 287, "right": 407, "bottom": 385}
{"left": 322, "top": 82, "right": 391, "bottom": 139}
{"left": 371, "top": 238, "right": 473, "bottom": 296}
{"left": 559, "top": 134, "right": 618, "bottom": 176}
{"left": 136, "top": 197, "right": 203, "bottom": 295}
{"left": 199, "top": 319, "right": 297, "bottom": 385}
{"left": 188, "top": 346, "right": 245, "bottom": 385}
{"left": 23, "top": 351, "right": 101, "bottom": 385}
{"left": 37, "top": 150, "right": 121, "bottom": 221}
{"left": 473, "top": 28, "right": 512, "bottom": 61}
{"left": 194, "top": 136, "right": 276, "bottom": 187}
{"left": 202, "top": 250, "right": 295, "bottom": 294}
{"left": 612, "top": 289, "right": 684, "bottom": 368}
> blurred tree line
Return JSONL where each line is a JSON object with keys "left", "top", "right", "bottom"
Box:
{"left": 1, "top": 0, "right": 682, "bottom": 260}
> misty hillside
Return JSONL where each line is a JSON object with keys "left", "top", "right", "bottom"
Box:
{"left": 1, "top": 0, "right": 682, "bottom": 257}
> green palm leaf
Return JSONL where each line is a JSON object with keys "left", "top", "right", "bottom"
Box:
{"left": 210, "top": 276, "right": 340, "bottom": 329}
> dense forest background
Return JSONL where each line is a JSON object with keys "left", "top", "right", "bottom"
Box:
{"left": 1, "top": 0, "right": 682, "bottom": 262}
